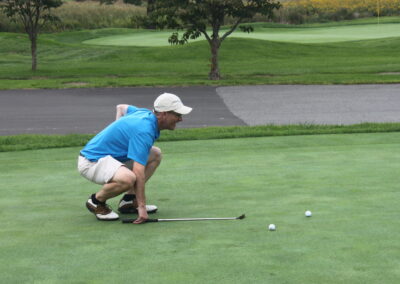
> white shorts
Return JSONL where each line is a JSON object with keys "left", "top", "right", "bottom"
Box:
{"left": 77, "top": 155, "right": 132, "bottom": 185}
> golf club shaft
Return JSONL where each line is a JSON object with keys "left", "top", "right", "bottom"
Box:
{"left": 159, "top": 217, "right": 240, "bottom": 221}
{"left": 122, "top": 214, "right": 245, "bottom": 223}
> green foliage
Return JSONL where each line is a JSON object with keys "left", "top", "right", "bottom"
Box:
{"left": 0, "top": 1, "right": 145, "bottom": 32}
{"left": 123, "top": 0, "right": 142, "bottom": 5}
{"left": 277, "top": 0, "right": 400, "bottom": 24}
{"left": 2, "top": 1, "right": 398, "bottom": 32}
{"left": 99, "top": 0, "right": 143, "bottom": 5}
{"left": 153, "top": 0, "right": 281, "bottom": 43}
{"left": 151, "top": 0, "right": 281, "bottom": 80}
{"left": 0, "top": 0, "right": 63, "bottom": 69}
{"left": 0, "top": 0, "right": 62, "bottom": 24}
{"left": 53, "top": 1, "right": 143, "bottom": 31}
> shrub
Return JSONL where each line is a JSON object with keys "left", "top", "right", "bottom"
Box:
{"left": 280, "top": 0, "right": 400, "bottom": 24}
{"left": 0, "top": 0, "right": 145, "bottom": 32}
{"left": 2, "top": 0, "right": 399, "bottom": 32}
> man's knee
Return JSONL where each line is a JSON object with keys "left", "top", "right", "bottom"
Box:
{"left": 112, "top": 166, "right": 136, "bottom": 190}
{"left": 150, "top": 146, "right": 162, "bottom": 164}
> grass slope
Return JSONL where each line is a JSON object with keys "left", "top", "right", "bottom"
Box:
{"left": 83, "top": 22, "right": 400, "bottom": 46}
{"left": 0, "top": 18, "right": 400, "bottom": 88}
{"left": 1, "top": 133, "right": 399, "bottom": 283}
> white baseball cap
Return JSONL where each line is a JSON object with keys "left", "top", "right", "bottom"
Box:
{"left": 154, "top": 93, "right": 192, "bottom": 115}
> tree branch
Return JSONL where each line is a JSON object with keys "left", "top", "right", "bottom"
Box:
{"left": 201, "top": 29, "right": 211, "bottom": 44}
{"left": 220, "top": 18, "right": 243, "bottom": 43}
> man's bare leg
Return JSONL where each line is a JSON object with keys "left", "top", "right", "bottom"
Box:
{"left": 96, "top": 166, "right": 136, "bottom": 202}
{"left": 94, "top": 146, "right": 161, "bottom": 203}
{"left": 117, "top": 146, "right": 162, "bottom": 213}
{"left": 86, "top": 166, "right": 137, "bottom": 221}
{"left": 125, "top": 146, "right": 162, "bottom": 195}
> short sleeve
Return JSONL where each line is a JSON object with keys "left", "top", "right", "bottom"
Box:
{"left": 126, "top": 105, "right": 137, "bottom": 115}
{"left": 127, "top": 132, "right": 154, "bottom": 165}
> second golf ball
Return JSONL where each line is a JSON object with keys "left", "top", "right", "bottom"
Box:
{"left": 268, "top": 224, "right": 276, "bottom": 231}
{"left": 305, "top": 210, "right": 312, "bottom": 217}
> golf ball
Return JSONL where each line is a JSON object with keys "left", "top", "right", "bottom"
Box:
{"left": 268, "top": 224, "right": 276, "bottom": 231}
{"left": 305, "top": 210, "right": 312, "bottom": 217}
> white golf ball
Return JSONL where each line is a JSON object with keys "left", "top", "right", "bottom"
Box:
{"left": 268, "top": 224, "right": 276, "bottom": 231}
{"left": 305, "top": 210, "right": 312, "bottom": 217}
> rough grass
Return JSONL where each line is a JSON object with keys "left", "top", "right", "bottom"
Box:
{"left": 1, "top": 123, "right": 400, "bottom": 152}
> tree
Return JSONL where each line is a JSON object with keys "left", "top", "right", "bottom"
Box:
{"left": 152, "top": 0, "right": 281, "bottom": 80}
{"left": 0, "top": 0, "right": 62, "bottom": 70}
{"left": 102, "top": 0, "right": 157, "bottom": 28}
{"left": 123, "top": 0, "right": 156, "bottom": 16}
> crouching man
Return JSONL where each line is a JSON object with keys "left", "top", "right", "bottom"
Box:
{"left": 77, "top": 93, "right": 192, "bottom": 223}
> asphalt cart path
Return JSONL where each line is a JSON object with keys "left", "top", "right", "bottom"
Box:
{"left": 0, "top": 86, "right": 245, "bottom": 135}
{"left": 1, "top": 84, "right": 399, "bottom": 135}
{"left": 217, "top": 84, "right": 400, "bottom": 125}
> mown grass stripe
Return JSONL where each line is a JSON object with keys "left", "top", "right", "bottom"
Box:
{"left": 1, "top": 122, "right": 400, "bottom": 152}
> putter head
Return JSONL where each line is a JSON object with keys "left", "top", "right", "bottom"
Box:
{"left": 237, "top": 214, "right": 245, "bottom": 220}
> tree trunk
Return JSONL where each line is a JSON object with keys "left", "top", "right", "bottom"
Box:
{"left": 30, "top": 34, "right": 37, "bottom": 71}
{"left": 147, "top": 0, "right": 155, "bottom": 15}
{"left": 209, "top": 40, "right": 221, "bottom": 80}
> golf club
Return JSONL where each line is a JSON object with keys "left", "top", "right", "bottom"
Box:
{"left": 122, "top": 214, "right": 245, "bottom": 223}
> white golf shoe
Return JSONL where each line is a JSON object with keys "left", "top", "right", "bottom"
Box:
{"left": 86, "top": 198, "right": 119, "bottom": 221}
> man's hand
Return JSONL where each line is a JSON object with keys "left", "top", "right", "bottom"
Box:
{"left": 134, "top": 206, "right": 148, "bottom": 224}
{"left": 115, "top": 104, "right": 129, "bottom": 120}
{"left": 132, "top": 162, "right": 147, "bottom": 224}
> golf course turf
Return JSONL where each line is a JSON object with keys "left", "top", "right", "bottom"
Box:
{"left": 1, "top": 132, "right": 399, "bottom": 283}
{"left": 83, "top": 22, "right": 400, "bottom": 46}
{"left": 1, "top": 17, "right": 400, "bottom": 88}
{"left": 1, "top": 15, "right": 400, "bottom": 283}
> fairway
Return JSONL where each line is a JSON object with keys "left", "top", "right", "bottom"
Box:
{"left": 2, "top": 17, "right": 400, "bottom": 88}
{"left": 83, "top": 23, "right": 400, "bottom": 46}
{"left": 1, "top": 133, "right": 399, "bottom": 283}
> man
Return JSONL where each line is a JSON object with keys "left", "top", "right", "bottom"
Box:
{"left": 77, "top": 93, "right": 192, "bottom": 224}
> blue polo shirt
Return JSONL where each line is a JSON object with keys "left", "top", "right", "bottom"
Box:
{"left": 81, "top": 106, "right": 160, "bottom": 166}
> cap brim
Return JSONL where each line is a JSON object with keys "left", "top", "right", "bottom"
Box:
{"left": 175, "top": 105, "right": 192, "bottom": 115}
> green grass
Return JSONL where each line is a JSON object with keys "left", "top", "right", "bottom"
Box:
{"left": 83, "top": 30, "right": 186, "bottom": 46}
{"left": 2, "top": 123, "right": 400, "bottom": 152}
{"left": 0, "top": 17, "right": 400, "bottom": 88}
{"left": 1, "top": 132, "right": 399, "bottom": 283}
{"left": 237, "top": 23, "right": 400, "bottom": 43}
{"left": 83, "top": 22, "right": 400, "bottom": 46}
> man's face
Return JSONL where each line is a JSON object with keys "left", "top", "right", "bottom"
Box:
{"left": 163, "top": 111, "right": 182, "bottom": 130}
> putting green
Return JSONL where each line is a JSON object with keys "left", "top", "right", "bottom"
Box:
{"left": 83, "top": 23, "right": 400, "bottom": 46}
{"left": 1, "top": 133, "right": 400, "bottom": 283}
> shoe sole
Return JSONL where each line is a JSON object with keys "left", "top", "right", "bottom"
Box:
{"left": 95, "top": 215, "right": 119, "bottom": 221}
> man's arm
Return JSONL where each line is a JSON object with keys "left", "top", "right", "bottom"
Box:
{"left": 132, "top": 162, "right": 148, "bottom": 224}
{"left": 116, "top": 104, "right": 129, "bottom": 120}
